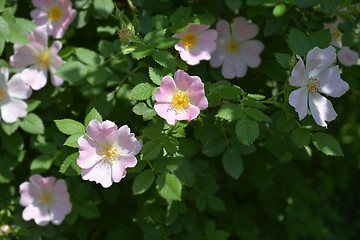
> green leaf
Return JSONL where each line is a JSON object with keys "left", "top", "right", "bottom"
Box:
{"left": 0, "top": 17, "right": 10, "bottom": 40}
{"left": 129, "top": 82, "right": 156, "bottom": 101}
{"left": 162, "top": 136, "right": 179, "bottom": 155}
{"left": 75, "top": 47, "right": 103, "bottom": 65}
{"left": 288, "top": 28, "right": 310, "bottom": 57}
{"left": 222, "top": 149, "right": 243, "bottom": 179}
{"left": 30, "top": 155, "right": 52, "bottom": 174}
{"left": 15, "top": 18, "right": 36, "bottom": 34}
{"left": 243, "top": 107, "right": 271, "bottom": 122}
{"left": 141, "top": 139, "right": 162, "bottom": 160}
{"left": 170, "top": 6, "right": 191, "bottom": 24}
{"left": 156, "top": 173, "right": 182, "bottom": 201}
{"left": 54, "top": 119, "right": 85, "bottom": 135}
{"left": 247, "top": 94, "right": 265, "bottom": 100}
{"left": 64, "top": 133, "right": 83, "bottom": 148}
{"left": 132, "top": 44, "right": 155, "bottom": 60}
{"left": 208, "top": 195, "right": 226, "bottom": 211}
{"left": 20, "top": 113, "right": 44, "bottom": 134}
{"left": 178, "top": 138, "right": 200, "bottom": 157}
{"left": 274, "top": 53, "right": 292, "bottom": 69}
{"left": 225, "top": 0, "right": 242, "bottom": 10}
{"left": 78, "top": 201, "right": 100, "bottom": 219}
{"left": 27, "top": 99, "right": 42, "bottom": 112}
{"left": 312, "top": 132, "right": 343, "bottom": 156}
{"left": 143, "top": 127, "right": 163, "bottom": 139}
{"left": 132, "top": 169, "right": 155, "bottom": 195}
{"left": 56, "top": 61, "right": 87, "bottom": 83}
{"left": 133, "top": 102, "right": 156, "bottom": 120}
{"left": 291, "top": 127, "right": 311, "bottom": 148}
{"left": 309, "top": 29, "right": 332, "bottom": 49}
{"left": 144, "top": 29, "right": 166, "bottom": 43}
{"left": 149, "top": 67, "right": 164, "bottom": 85}
{"left": 202, "top": 138, "right": 226, "bottom": 157}
{"left": 152, "top": 50, "right": 176, "bottom": 69}
{"left": 1, "top": 120, "right": 20, "bottom": 135}
{"left": 236, "top": 116, "right": 259, "bottom": 145}
{"left": 216, "top": 104, "right": 243, "bottom": 122}
{"left": 218, "top": 85, "right": 244, "bottom": 101}
{"left": 93, "top": 0, "right": 114, "bottom": 19}
{"left": 98, "top": 40, "right": 115, "bottom": 57}
{"left": 60, "top": 152, "right": 81, "bottom": 176}
{"left": 1, "top": 131, "right": 23, "bottom": 156}
{"left": 246, "top": 0, "right": 263, "bottom": 6}
{"left": 84, "top": 108, "right": 103, "bottom": 127}
{"left": 273, "top": 3, "right": 286, "bottom": 17}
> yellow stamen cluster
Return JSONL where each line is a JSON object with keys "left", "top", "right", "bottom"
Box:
{"left": 48, "top": 5, "right": 63, "bottom": 22}
{"left": 170, "top": 88, "right": 190, "bottom": 113}
{"left": 307, "top": 76, "right": 321, "bottom": 94}
{"left": 0, "top": 87, "right": 6, "bottom": 101}
{"left": 35, "top": 50, "right": 51, "bottom": 69}
{"left": 40, "top": 192, "right": 53, "bottom": 205}
{"left": 117, "top": 27, "right": 131, "bottom": 40}
{"left": 225, "top": 38, "right": 241, "bottom": 54}
{"left": 98, "top": 141, "right": 120, "bottom": 165}
{"left": 332, "top": 28, "right": 342, "bottom": 43}
{"left": 183, "top": 32, "right": 197, "bottom": 50}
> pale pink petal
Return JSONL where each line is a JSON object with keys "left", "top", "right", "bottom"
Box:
{"left": 50, "top": 200, "right": 72, "bottom": 225}
{"left": 318, "top": 65, "right": 349, "bottom": 98}
{"left": 232, "top": 17, "right": 259, "bottom": 41}
{"left": 0, "top": 67, "right": 9, "bottom": 83}
{"left": 50, "top": 41, "right": 62, "bottom": 53}
{"left": 111, "top": 160, "right": 126, "bottom": 183}
{"left": 210, "top": 48, "right": 225, "bottom": 68}
{"left": 77, "top": 136, "right": 99, "bottom": 169}
{"left": 186, "top": 23, "right": 210, "bottom": 34}
{"left": 187, "top": 81, "right": 208, "bottom": 110}
{"left": 240, "top": 40, "right": 264, "bottom": 68}
{"left": 49, "top": 66, "right": 64, "bottom": 87}
{"left": 9, "top": 45, "right": 35, "bottom": 69}
{"left": 154, "top": 103, "right": 177, "bottom": 125}
{"left": 86, "top": 120, "right": 117, "bottom": 145}
{"left": 289, "top": 87, "right": 309, "bottom": 120}
{"left": 52, "top": 180, "right": 70, "bottom": 202}
{"left": 306, "top": 46, "right": 336, "bottom": 77}
{"left": 29, "top": 175, "right": 56, "bottom": 192}
{"left": 154, "top": 76, "right": 176, "bottom": 103}
{"left": 22, "top": 204, "right": 50, "bottom": 226}
{"left": 174, "top": 70, "right": 197, "bottom": 91}
{"left": 19, "top": 182, "right": 41, "bottom": 206}
{"left": 29, "top": 27, "right": 48, "bottom": 48}
{"left": 32, "top": 0, "right": 54, "bottom": 9}
{"left": 222, "top": 55, "right": 247, "bottom": 79}
{"left": 116, "top": 125, "right": 142, "bottom": 155}
{"left": 309, "top": 93, "right": 337, "bottom": 127}
{"left": 1, "top": 99, "right": 27, "bottom": 123}
{"left": 289, "top": 55, "right": 307, "bottom": 87}
{"left": 338, "top": 47, "right": 359, "bottom": 67}
{"left": 7, "top": 74, "right": 32, "bottom": 99}
{"left": 31, "top": 9, "right": 49, "bottom": 26}
{"left": 81, "top": 162, "right": 113, "bottom": 188}
{"left": 216, "top": 20, "right": 231, "bottom": 41}
{"left": 20, "top": 66, "right": 48, "bottom": 90}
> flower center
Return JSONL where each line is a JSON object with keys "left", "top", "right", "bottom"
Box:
{"left": 170, "top": 88, "right": 190, "bottom": 113}
{"left": 48, "top": 5, "right": 63, "bottom": 22}
{"left": 307, "top": 76, "right": 321, "bottom": 94}
{"left": 99, "top": 141, "right": 120, "bottom": 165}
{"left": 0, "top": 87, "right": 6, "bottom": 101}
{"left": 225, "top": 38, "right": 241, "bottom": 54}
{"left": 183, "top": 33, "right": 197, "bottom": 50}
{"left": 40, "top": 192, "right": 53, "bottom": 205}
{"left": 332, "top": 28, "right": 342, "bottom": 43}
{"left": 35, "top": 50, "right": 50, "bottom": 69}
{"left": 117, "top": 27, "right": 131, "bottom": 40}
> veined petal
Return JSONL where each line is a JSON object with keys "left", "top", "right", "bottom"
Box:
{"left": 289, "top": 87, "right": 309, "bottom": 120}
{"left": 10, "top": 45, "right": 35, "bottom": 69}
{"left": 29, "top": 175, "right": 56, "bottom": 192}
{"left": 32, "top": 0, "right": 54, "bottom": 9}
{"left": 7, "top": 74, "right": 32, "bottom": 100}
{"left": 1, "top": 99, "right": 27, "bottom": 123}
{"left": 154, "top": 76, "right": 176, "bottom": 103}
{"left": 81, "top": 162, "right": 113, "bottom": 188}
{"left": 20, "top": 66, "right": 48, "bottom": 90}
{"left": 289, "top": 55, "right": 307, "bottom": 87}
{"left": 154, "top": 103, "right": 176, "bottom": 125}
{"left": 77, "top": 136, "right": 99, "bottom": 169}
{"left": 309, "top": 92, "right": 337, "bottom": 127}
{"left": 22, "top": 204, "right": 50, "bottom": 226}
{"left": 306, "top": 46, "right": 336, "bottom": 77}
{"left": 216, "top": 20, "right": 231, "bottom": 42}
{"left": 86, "top": 120, "right": 117, "bottom": 145}
{"left": 174, "top": 69, "right": 197, "bottom": 92}
{"left": 50, "top": 200, "right": 72, "bottom": 225}
{"left": 0, "top": 67, "right": 9, "bottom": 83}
{"left": 52, "top": 180, "right": 70, "bottom": 202}
{"left": 222, "top": 55, "right": 247, "bottom": 79}
{"left": 187, "top": 81, "right": 208, "bottom": 110}
{"left": 186, "top": 23, "right": 210, "bottom": 34}
{"left": 240, "top": 40, "right": 264, "bottom": 68}
{"left": 210, "top": 48, "right": 225, "bottom": 68}
{"left": 232, "top": 16, "right": 259, "bottom": 41}
{"left": 318, "top": 65, "right": 349, "bottom": 98}
{"left": 116, "top": 125, "right": 142, "bottom": 155}
{"left": 19, "top": 182, "right": 41, "bottom": 206}
{"left": 338, "top": 47, "right": 359, "bottom": 67}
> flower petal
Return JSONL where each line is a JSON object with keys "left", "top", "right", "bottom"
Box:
{"left": 49, "top": 66, "right": 64, "bottom": 87}
{"left": 19, "top": 182, "right": 41, "bottom": 206}
{"left": 186, "top": 23, "right": 210, "bottom": 34}
{"left": 187, "top": 81, "right": 208, "bottom": 110}
{"left": 210, "top": 48, "right": 225, "bottom": 68}
{"left": 240, "top": 40, "right": 264, "bottom": 68}
{"left": 338, "top": 46, "right": 359, "bottom": 67}
{"left": 154, "top": 76, "right": 176, "bottom": 103}
{"left": 52, "top": 179, "right": 70, "bottom": 203}
{"left": 289, "top": 87, "right": 309, "bottom": 120}
{"left": 174, "top": 69, "right": 196, "bottom": 91}
{"left": 81, "top": 162, "right": 113, "bottom": 188}
{"left": 318, "top": 65, "right": 349, "bottom": 98}
{"left": 29, "top": 175, "right": 56, "bottom": 192}
{"left": 9, "top": 45, "right": 35, "bottom": 69}
{"left": 86, "top": 120, "right": 117, "bottom": 145}
{"left": 306, "top": 46, "right": 336, "bottom": 77}
{"left": 289, "top": 55, "right": 307, "bottom": 87}
{"left": 77, "top": 136, "right": 99, "bottom": 169}
{"left": 0, "top": 67, "right": 9, "bottom": 83}
{"left": 216, "top": 19, "right": 231, "bottom": 41}
{"left": 154, "top": 103, "right": 176, "bottom": 125}
{"left": 222, "top": 55, "right": 247, "bottom": 79}
{"left": 116, "top": 125, "right": 142, "bottom": 155}
{"left": 32, "top": 0, "right": 54, "bottom": 9}
{"left": 232, "top": 17, "right": 259, "bottom": 41}
{"left": 1, "top": 99, "right": 27, "bottom": 123}
{"left": 30, "top": 9, "right": 49, "bottom": 26}
{"left": 309, "top": 93, "right": 337, "bottom": 127}
{"left": 22, "top": 204, "right": 50, "bottom": 226}
{"left": 7, "top": 74, "right": 32, "bottom": 99}
{"left": 50, "top": 200, "right": 72, "bottom": 225}
{"left": 20, "top": 66, "right": 48, "bottom": 90}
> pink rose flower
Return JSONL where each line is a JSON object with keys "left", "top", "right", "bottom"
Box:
{"left": 173, "top": 23, "right": 217, "bottom": 65}
{"left": 324, "top": 19, "right": 359, "bottom": 67}
{"left": 210, "top": 17, "right": 264, "bottom": 79}
{"left": 0, "top": 67, "right": 32, "bottom": 123}
{"left": 1, "top": 225, "right": 10, "bottom": 235}
{"left": 10, "top": 27, "right": 64, "bottom": 90}
{"left": 19, "top": 175, "right": 72, "bottom": 226}
{"left": 288, "top": 46, "right": 349, "bottom": 127}
{"left": 154, "top": 69, "right": 208, "bottom": 125}
{"left": 77, "top": 120, "right": 142, "bottom": 188}
{"left": 31, "top": 0, "right": 76, "bottom": 39}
